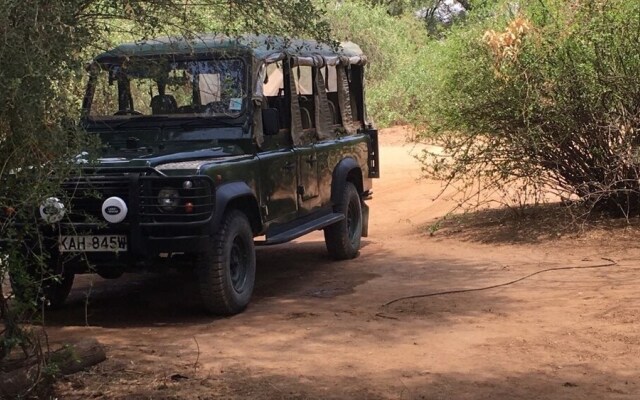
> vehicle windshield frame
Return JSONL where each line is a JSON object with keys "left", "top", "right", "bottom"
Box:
{"left": 82, "top": 56, "right": 250, "bottom": 124}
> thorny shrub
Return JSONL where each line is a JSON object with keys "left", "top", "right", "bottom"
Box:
{"left": 419, "top": 0, "right": 640, "bottom": 218}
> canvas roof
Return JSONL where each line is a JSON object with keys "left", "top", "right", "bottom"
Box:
{"left": 94, "top": 34, "right": 366, "bottom": 66}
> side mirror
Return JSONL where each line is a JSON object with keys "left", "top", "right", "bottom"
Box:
{"left": 262, "top": 108, "right": 280, "bottom": 136}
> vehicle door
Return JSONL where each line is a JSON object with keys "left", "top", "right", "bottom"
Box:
{"left": 257, "top": 61, "right": 298, "bottom": 223}
{"left": 315, "top": 64, "right": 345, "bottom": 206}
{"left": 291, "top": 65, "right": 321, "bottom": 215}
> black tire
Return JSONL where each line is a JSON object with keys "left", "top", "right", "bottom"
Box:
{"left": 196, "top": 210, "right": 256, "bottom": 315}
{"left": 39, "top": 269, "right": 74, "bottom": 309}
{"left": 324, "top": 182, "right": 363, "bottom": 260}
{"left": 11, "top": 254, "right": 75, "bottom": 309}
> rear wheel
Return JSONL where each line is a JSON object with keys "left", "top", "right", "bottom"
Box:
{"left": 196, "top": 210, "right": 256, "bottom": 315}
{"left": 324, "top": 182, "right": 363, "bottom": 260}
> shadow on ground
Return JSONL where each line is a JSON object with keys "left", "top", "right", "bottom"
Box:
{"left": 427, "top": 202, "right": 640, "bottom": 245}
{"left": 43, "top": 237, "right": 519, "bottom": 331}
{"left": 43, "top": 239, "right": 378, "bottom": 328}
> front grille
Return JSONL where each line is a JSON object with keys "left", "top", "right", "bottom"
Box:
{"left": 60, "top": 169, "right": 214, "bottom": 225}
{"left": 139, "top": 176, "right": 214, "bottom": 223}
{"left": 62, "top": 173, "right": 133, "bottom": 223}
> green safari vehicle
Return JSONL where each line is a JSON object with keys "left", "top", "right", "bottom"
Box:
{"left": 30, "top": 34, "right": 379, "bottom": 315}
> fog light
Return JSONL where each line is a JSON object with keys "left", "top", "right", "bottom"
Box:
{"left": 184, "top": 202, "right": 194, "bottom": 214}
{"left": 39, "top": 197, "right": 66, "bottom": 223}
{"left": 183, "top": 180, "right": 193, "bottom": 189}
{"left": 157, "top": 188, "right": 180, "bottom": 212}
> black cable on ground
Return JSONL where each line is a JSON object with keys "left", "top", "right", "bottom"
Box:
{"left": 382, "top": 258, "right": 618, "bottom": 307}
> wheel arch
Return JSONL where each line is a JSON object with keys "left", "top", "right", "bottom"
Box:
{"left": 331, "top": 157, "right": 364, "bottom": 205}
{"left": 213, "top": 182, "right": 263, "bottom": 235}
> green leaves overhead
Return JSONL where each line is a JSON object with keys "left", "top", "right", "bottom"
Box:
{"left": 0, "top": 0, "right": 329, "bottom": 370}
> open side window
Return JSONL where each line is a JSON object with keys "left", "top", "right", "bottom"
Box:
{"left": 263, "top": 61, "right": 290, "bottom": 131}
{"left": 335, "top": 65, "right": 362, "bottom": 134}
{"left": 283, "top": 59, "right": 354, "bottom": 145}
{"left": 293, "top": 65, "right": 315, "bottom": 131}
{"left": 320, "top": 65, "right": 342, "bottom": 126}
{"left": 348, "top": 65, "right": 365, "bottom": 125}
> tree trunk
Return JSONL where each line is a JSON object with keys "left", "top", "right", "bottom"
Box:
{"left": 0, "top": 338, "right": 106, "bottom": 398}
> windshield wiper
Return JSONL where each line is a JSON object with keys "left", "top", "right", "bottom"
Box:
{"left": 88, "top": 115, "right": 170, "bottom": 130}
{"left": 162, "top": 138, "right": 219, "bottom": 144}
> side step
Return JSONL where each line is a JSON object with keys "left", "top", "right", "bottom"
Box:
{"left": 255, "top": 213, "right": 344, "bottom": 246}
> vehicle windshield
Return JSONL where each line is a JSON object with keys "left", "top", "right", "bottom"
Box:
{"left": 87, "top": 58, "right": 247, "bottom": 119}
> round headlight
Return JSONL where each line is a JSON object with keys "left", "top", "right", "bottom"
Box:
{"left": 157, "top": 188, "right": 180, "bottom": 212}
{"left": 40, "top": 197, "right": 66, "bottom": 223}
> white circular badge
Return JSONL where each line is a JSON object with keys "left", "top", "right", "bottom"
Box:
{"left": 102, "top": 197, "right": 128, "bottom": 224}
{"left": 39, "top": 197, "right": 66, "bottom": 224}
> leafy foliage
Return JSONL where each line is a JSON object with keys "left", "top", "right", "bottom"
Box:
{"left": 0, "top": 0, "right": 329, "bottom": 390}
{"left": 329, "top": 2, "right": 434, "bottom": 127}
{"left": 418, "top": 0, "right": 640, "bottom": 216}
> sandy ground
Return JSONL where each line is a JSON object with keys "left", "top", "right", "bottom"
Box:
{"left": 46, "top": 126, "right": 640, "bottom": 399}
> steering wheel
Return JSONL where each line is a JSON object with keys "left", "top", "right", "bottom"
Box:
{"left": 204, "top": 101, "right": 227, "bottom": 114}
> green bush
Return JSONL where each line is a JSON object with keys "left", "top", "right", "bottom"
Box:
{"left": 0, "top": 1, "right": 330, "bottom": 391}
{"left": 419, "top": 0, "right": 640, "bottom": 216}
{"left": 328, "top": 2, "right": 435, "bottom": 127}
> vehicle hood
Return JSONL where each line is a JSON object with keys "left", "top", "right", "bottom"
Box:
{"left": 95, "top": 145, "right": 248, "bottom": 174}
{"left": 86, "top": 126, "right": 250, "bottom": 174}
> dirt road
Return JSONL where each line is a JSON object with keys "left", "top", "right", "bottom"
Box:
{"left": 51, "top": 127, "right": 640, "bottom": 399}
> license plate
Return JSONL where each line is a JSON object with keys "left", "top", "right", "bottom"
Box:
{"left": 59, "top": 235, "right": 128, "bottom": 253}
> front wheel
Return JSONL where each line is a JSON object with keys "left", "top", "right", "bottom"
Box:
{"left": 196, "top": 210, "right": 256, "bottom": 315}
{"left": 324, "top": 182, "right": 363, "bottom": 260}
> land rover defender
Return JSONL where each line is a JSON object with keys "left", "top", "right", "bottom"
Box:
{"left": 24, "top": 35, "right": 379, "bottom": 315}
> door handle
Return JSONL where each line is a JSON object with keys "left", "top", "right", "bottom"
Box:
{"left": 282, "top": 161, "right": 295, "bottom": 171}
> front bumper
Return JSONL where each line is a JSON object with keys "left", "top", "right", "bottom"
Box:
{"left": 47, "top": 169, "right": 215, "bottom": 267}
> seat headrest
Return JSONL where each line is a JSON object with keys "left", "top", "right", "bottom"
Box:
{"left": 151, "top": 95, "right": 177, "bottom": 114}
